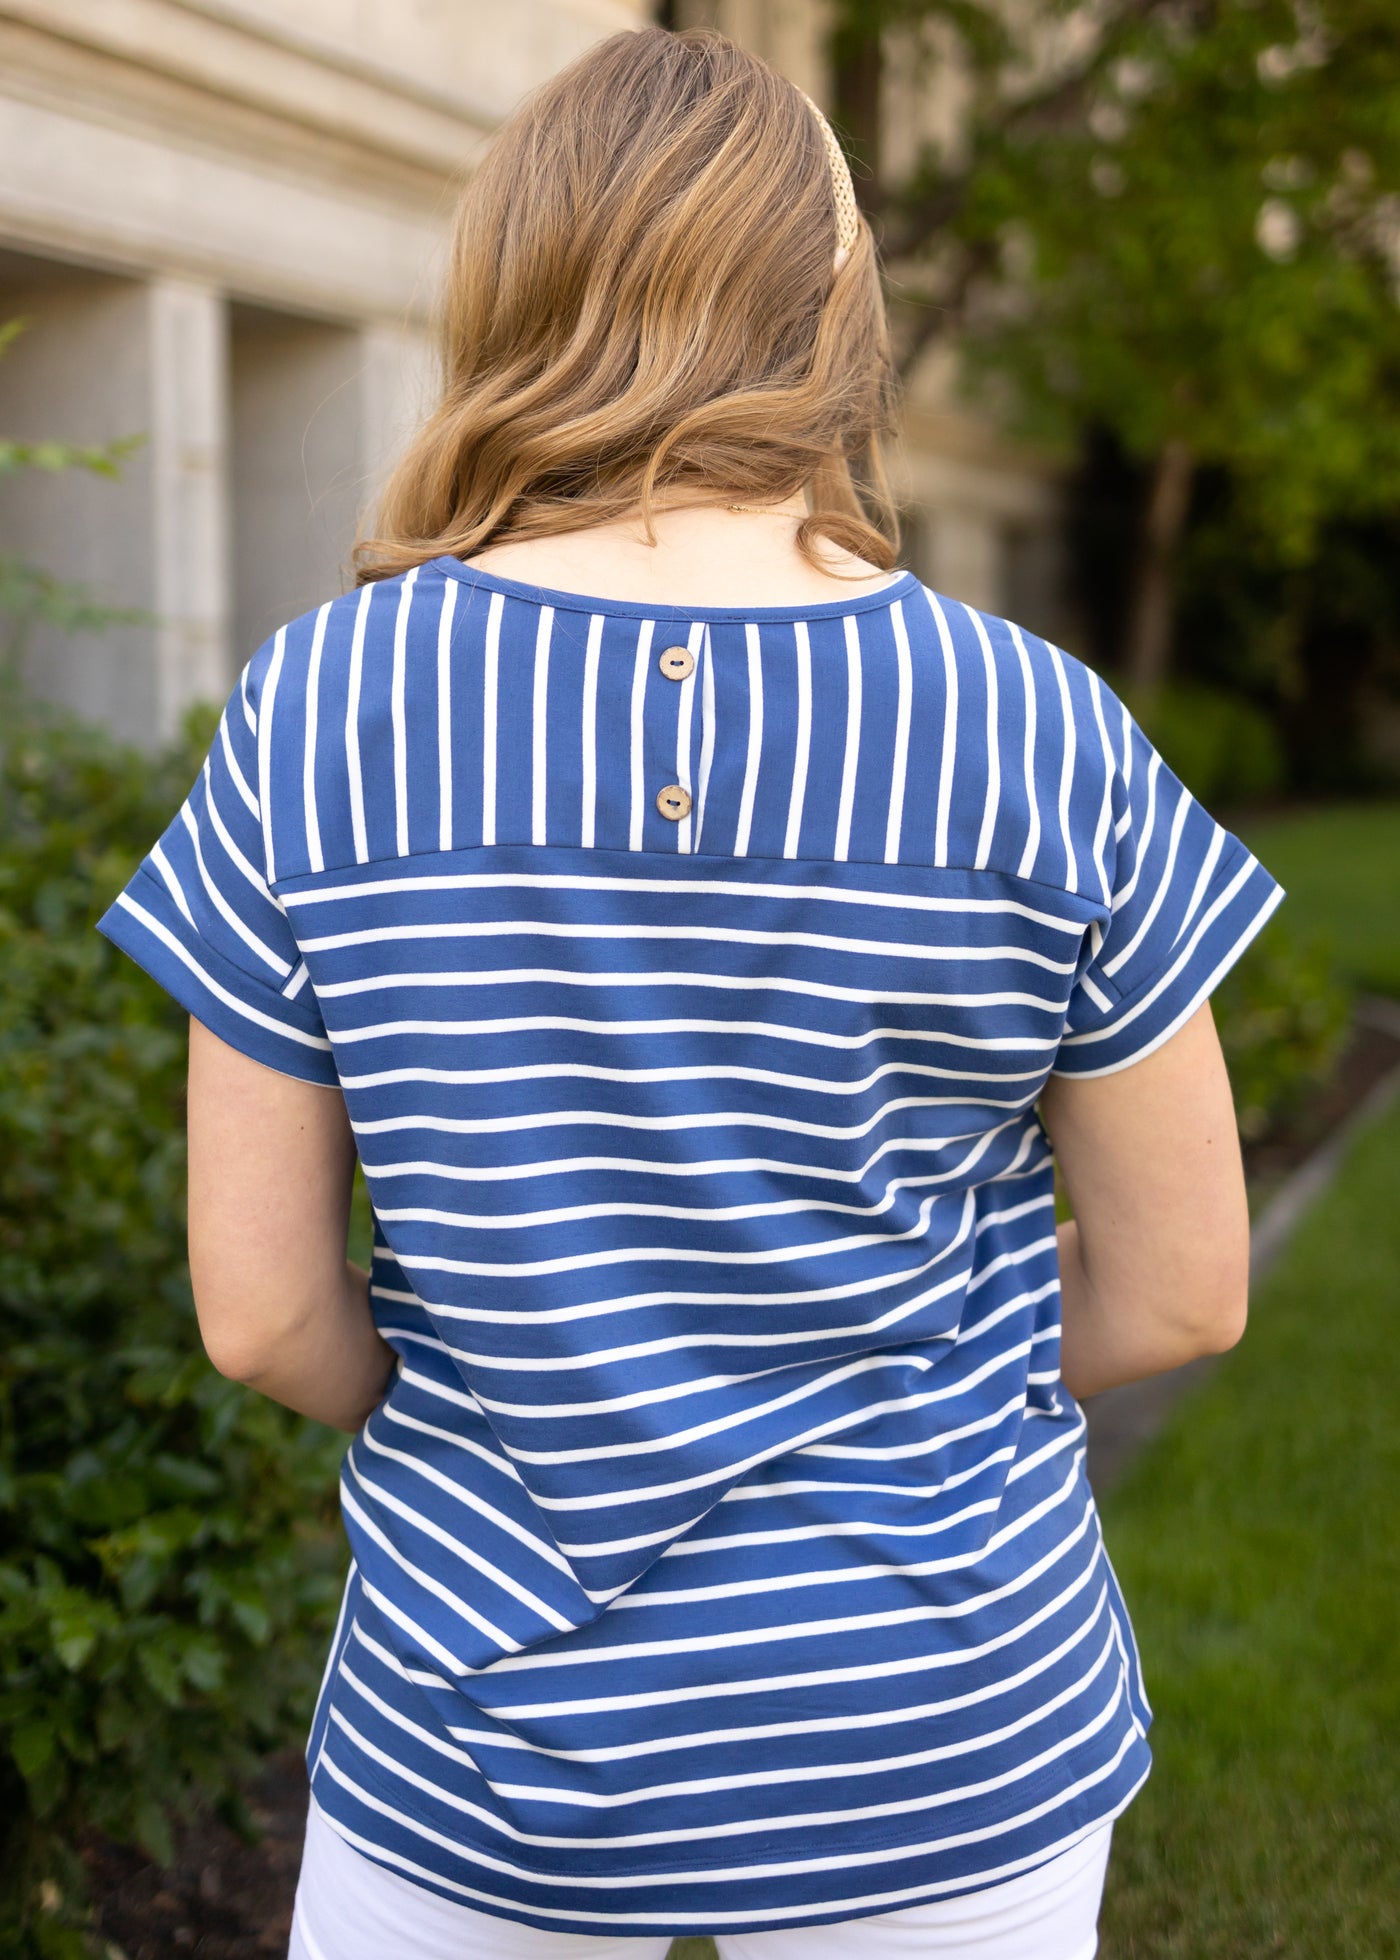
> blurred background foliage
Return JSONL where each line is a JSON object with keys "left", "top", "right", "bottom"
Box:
{"left": 0, "top": 689, "right": 346, "bottom": 1954}
{"left": 832, "top": 0, "right": 1400, "bottom": 804}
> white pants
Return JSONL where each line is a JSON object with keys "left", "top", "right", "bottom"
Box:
{"left": 289, "top": 1799, "right": 1112, "bottom": 1960}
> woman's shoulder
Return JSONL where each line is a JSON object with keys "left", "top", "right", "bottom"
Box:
{"left": 241, "top": 563, "right": 453, "bottom": 697}
{"left": 900, "top": 581, "right": 1101, "bottom": 697}
{"left": 905, "top": 576, "right": 1121, "bottom": 760}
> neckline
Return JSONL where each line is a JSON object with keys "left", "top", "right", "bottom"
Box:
{"left": 428, "top": 555, "right": 919, "bottom": 624}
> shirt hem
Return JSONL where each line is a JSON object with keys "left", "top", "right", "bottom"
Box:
{"left": 304, "top": 1751, "right": 1151, "bottom": 1938}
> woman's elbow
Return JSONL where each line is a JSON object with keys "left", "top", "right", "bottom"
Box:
{"left": 1177, "top": 1258, "right": 1250, "bottom": 1358}
{"left": 198, "top": 1317, "right": 281, "bottom": 1386}
{"left": 192, "top": 1281, "right": 299, "bottom": 1386}
{"left": 1194, "top": 1293, "right": 1248, "bottom": 1356}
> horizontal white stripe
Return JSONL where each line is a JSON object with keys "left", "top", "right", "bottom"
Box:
{"left": 301, "top": 917, "right": 1076, "bottom": 974}
{"left": 803, "top": 1334, "right": 1058, "bottom": 1465}
{"left": 489, "top": 1517, "right": 1101, "bottom": 1712}
{"left": 483, "top": 1351, "right": 939, "bottom": 1468}
{"left": 378, "top": 1189, "right": 978, "bottom": 1278}
{"left": 333, "top": 1011, "right": 1058, "bottom": 1055}
{"left": 435, "top": 1229, "right": 975, "bottom": 1375}
{"left": 343, "top": 1619, "right": 1115, "bottom": 1817}
{"left": 408, "top": 1581, "right": 1113, "bottom": 1768}
{"left": 396, "top": 1335, "right": 1024, "bottom": 1527}
{"left": 311, "top": 1751, "right": 1144, "bottom": 1923}
{"left": 578, "top": 1471, "right": 1009, "bottom": 1568}
{"left": 323, "top": 1666, "right": 1126, "bottom": 1855}
{"left": 340, "top": 1055, "right": 1048, "bottom": 1092}
{"left": 491, "top": 1631, "right": 1118, "bottom": 1812}
{"left": 450, "top": 1272, "right": 1042, "bottom": 1449}
{"left": 388, "top": 1142, "right": 1039, "bottom": 1322}
{"left": 771, "top": 1398, "right": 1026, "bottom": 1494}
{"left": 366, "top": 1145, "right": 1038, "bottom": 1236}
{"left": 497, "top": 1344, "right": 1041, "bottom": 1514}
{"left": 608, "top": 1455, "right": 1080, "bottom": 1609}
{"left": 282, "top": 867, "right": 1087, "bottom": 935}
{"left": 319, "top": 965, "right": 1066, "bottom": 1012}
{"left": 357, "top": 1088, "right": 1016, "bottom": 1143}
{"left": 473, "top": 1336, "right": 952, "bottom": 1427}
{"left": 371, "top": 1113, "right": 1022, "bottom": 1214}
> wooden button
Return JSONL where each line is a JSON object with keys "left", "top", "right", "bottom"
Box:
{"left": 658, "top": 644, "right": 694, "bottom": 681}
{"left": 655, "top": 784, "right": 692, "bottom": 821}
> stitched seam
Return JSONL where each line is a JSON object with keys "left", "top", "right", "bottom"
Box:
{"left": 273, "top": 838, "right": 1109, "bottom": 917}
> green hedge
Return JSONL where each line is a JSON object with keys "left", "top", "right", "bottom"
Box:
{"left": 0, "top": 697, "right": 345, "bottom": 1956}
{"left": 1214, "top": 921, "right": 1351, "bottom": 1143}
{"left": 1136, "top": 680, "right": 1287, "bottom": 810}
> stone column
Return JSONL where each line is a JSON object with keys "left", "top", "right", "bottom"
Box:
{"left": 929, "top": 506, "right": 1004, "bottom": 616}
{"left": 359, "top": 321, "right": 436, "bottom": 514}
{"left": 148, "top": 277, "right": 230, "bottom": 733}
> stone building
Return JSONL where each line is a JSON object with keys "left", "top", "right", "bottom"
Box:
{"left": 0, "top": 0, "right": 1064, "bottom": 746}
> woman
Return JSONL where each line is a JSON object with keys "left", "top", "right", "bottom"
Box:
{"left": 99, "top": 27, "right": 1282, "bottom": 1960}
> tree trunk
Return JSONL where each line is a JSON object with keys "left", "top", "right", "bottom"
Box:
{"left": 1123, "top": 439, "right": 1194, "bottom": 698}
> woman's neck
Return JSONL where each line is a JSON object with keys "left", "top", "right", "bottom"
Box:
{"left": 460, "top": 496, "right": 899, "bottom": 609}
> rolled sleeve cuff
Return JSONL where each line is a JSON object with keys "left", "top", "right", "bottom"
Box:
{"left": 1052, "top": 844, "right": 1285, "bottom": 1079}
{"left": 98, "top": 868, "right": 338, "bottom": 1086}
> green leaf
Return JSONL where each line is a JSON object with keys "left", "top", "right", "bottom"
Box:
{"left": 48, "top": 1607, "right": 100, "bottom": 1672}
{"left": 179, "top": 1636, "right": 225, "bottom": 1693}
{"left": 10, "top": 1717, "right": 55, "bottom": 1776}
{"left": 131, "top": 1794, "right": 175, "bottom": 1868}
{"left": 136, "top": 1640, "right": 185, "bottom": 1708}
{"left": 227, "top": 1589, "right": 272, "bottom": 1646}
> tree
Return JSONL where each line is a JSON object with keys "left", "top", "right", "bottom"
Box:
{"left": 829, "top": 0, "right": 1400, "bottom": 699}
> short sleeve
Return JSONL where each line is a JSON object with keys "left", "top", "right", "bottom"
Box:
{"left": 97, "top": 660, "right": 338, "bottom": 1085}
{"left": 1052, "top": 696, "right": 1284, "bottom": 1078}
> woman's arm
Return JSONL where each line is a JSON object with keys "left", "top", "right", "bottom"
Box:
{"left": 1038, "top": 1000, "right": 1250, "bottom": 1402}
{"left": 186, "top": 1016, "right": 395, "bottom": 1431}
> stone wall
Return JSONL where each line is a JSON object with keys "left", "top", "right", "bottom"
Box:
{"left": 0, "top": 0, "right": 644, "bottom": 739}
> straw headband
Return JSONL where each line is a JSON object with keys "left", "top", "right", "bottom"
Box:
{"left": 801, "top": 91, "right": 861, "bottom": 256}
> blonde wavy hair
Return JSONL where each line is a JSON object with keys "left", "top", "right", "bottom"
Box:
{"left": 355, "top": 27, "right": 900, "bottom": 583}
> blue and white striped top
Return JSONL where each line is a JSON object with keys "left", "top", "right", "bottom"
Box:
{"left": 100, "top": 557, "right": 1283, "bottom": 1936}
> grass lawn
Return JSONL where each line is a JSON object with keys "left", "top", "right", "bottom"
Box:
{"left": 1095, "top": 1096, "right": 1400, "bottom": 1958}
{"left": 1242, "top": 802, "right": 1400, "bottom": 997}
